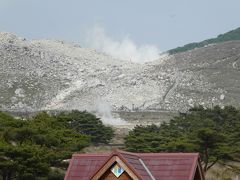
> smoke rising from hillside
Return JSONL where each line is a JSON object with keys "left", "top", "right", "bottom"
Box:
{"left": 85, "top": 25, "right": 160, "bottom": 63}
{"left": 95, "top": 99, "right": 128, "bottom": 125}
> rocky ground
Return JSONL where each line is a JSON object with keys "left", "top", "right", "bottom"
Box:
{"left": 1, "top": 32, "right": 240, "bottom": 113}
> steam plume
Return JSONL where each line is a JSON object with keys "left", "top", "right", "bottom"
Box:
{"left": 85, "top": 25, "right": 160, "bottom": 63}
{"left": 95, "top": 99, "right": 128, "bottom": 125}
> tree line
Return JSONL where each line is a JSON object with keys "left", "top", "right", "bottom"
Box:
{"left": 168, "top": 27, "right": 240, "bottom": 54}
{"left": 0, "top": 110, "right": 114, "bottom": 180}
{"left": 1, "top": 106, "right": 240, "bottom": 179}
{"left": 124, "top": 105, "right": 240, "bottom": 173}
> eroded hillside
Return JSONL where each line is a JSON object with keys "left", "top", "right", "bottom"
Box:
{"left": 1, "top": 32, "right": 240, "bottom": 112}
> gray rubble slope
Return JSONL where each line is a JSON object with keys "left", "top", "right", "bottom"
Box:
{"left": 0, "top": 32, "right": 240, "bottom": 112}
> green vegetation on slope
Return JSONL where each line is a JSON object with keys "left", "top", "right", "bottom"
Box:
{"left": 168, "top": 27, "right": 240, "bottom": 54}
{"left": 55, "top": 110, "right": 114, "bottom": 144}
{"left": 124, "top": 105, "right": 240, "bottom": 172}
{"left": 0, "top": 111, "right": 114, "bottom": 180}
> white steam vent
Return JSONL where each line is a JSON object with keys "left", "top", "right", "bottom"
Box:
{"left": 85, "top": 25, "right": 160, "bottom": 63}
{"left": 95, "top": 99, "right": 128, "bottom": 126}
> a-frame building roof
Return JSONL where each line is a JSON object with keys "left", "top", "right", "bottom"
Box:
{"left": 64, "top": 150, "right": 205, "bottom": 180}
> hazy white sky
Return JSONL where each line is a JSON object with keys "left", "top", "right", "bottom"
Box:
{"left": 0, "top": 0, "right": 240, "bottom": 52}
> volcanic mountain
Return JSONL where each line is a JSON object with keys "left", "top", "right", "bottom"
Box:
{"left": 0, "top": 30, "right": 240, "bottom": 112}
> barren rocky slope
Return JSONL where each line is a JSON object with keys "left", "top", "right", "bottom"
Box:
{"left": 0, "top": 32, "right": 240, "bottom": 112}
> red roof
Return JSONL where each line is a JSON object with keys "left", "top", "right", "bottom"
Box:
{"left": 65, "top": 150, "right": 204, "bottom": 180}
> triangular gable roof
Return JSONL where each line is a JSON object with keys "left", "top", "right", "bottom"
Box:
{"left": 90, "top": 151, "right": 142, "bottom": 179}
{"left": 64, "top": 150, "right": 205, "bottom": 180}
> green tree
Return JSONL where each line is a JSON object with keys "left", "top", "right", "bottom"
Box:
{"left": 0, "top": 110, "right": 115, "bottom": 179}
{"left": 55, "top": 110, "right": 114, "bottom": 144}
{"left": 0, "top": 111, "right": 94, "bottom": 180}
{"left": 124, "top": 106, "right": 240, "bottom": 172}
{"left": 0, "top": 142, "right": 50, "bottom": 180}
{"left": 168, "top": 27, "right": 240, "bottom": 54}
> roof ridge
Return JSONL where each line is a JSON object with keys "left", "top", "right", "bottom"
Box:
{"left": 72, "top": 151, "right": 199, "bottom": 157}
{"left": 114, "top": 149, "right": 141, "bottom": 157}
{"left": 138, "top": 152, "right": 199, "bottom": 156}
{"left": 72, "top": 153, "right": 110, "bottom": 157}
{"left": 139, "top": 158, "right": 156, "bottom": 180}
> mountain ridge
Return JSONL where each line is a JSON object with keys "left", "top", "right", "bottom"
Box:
{"left": 1, "top": 32, "right": 240, "bottom": 112}
{"left": 168, "top": 27, "right": 240, "bottom": 54}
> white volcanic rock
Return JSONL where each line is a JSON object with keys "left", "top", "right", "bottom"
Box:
{"left": 1, "top": 32, "right": 240, "bottom": 112}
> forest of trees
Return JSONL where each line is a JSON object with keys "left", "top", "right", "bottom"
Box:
{"left": 124, "top": 106, "right": 240, "bottom": 172}
{"left": 1, "top": 106, "right": 240, "bottom": 179}
{"left": 168, "top": 27, "right": 240, "bottom": 54}
{"left": 0, "top": 110, "right": 114, "bottom": 180}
